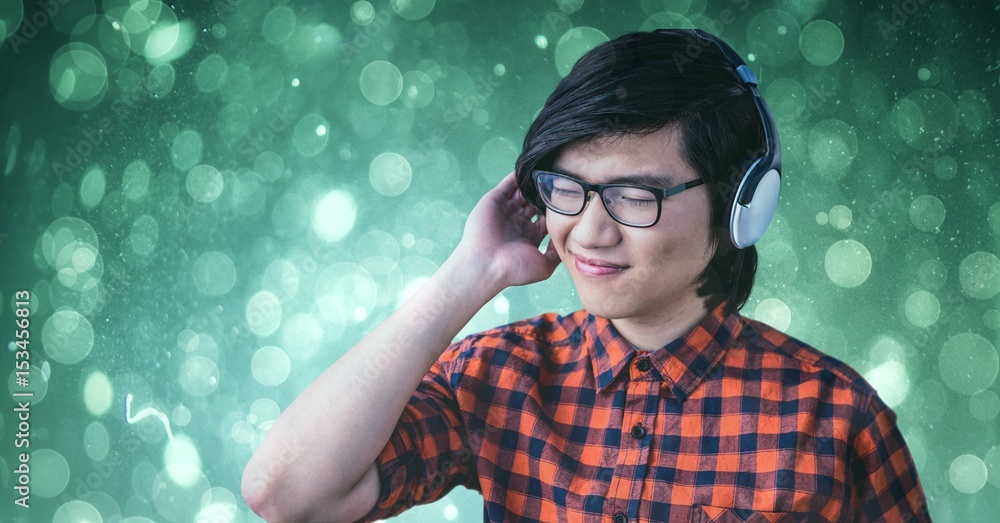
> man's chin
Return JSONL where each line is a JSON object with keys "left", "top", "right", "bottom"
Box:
{"left": 578, "top": 295, "right": 627, "bottom": 319}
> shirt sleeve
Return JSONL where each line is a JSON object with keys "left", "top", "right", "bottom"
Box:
{"left": 848, "top": 391, "right": 932, "bottom": 522}
{"left": 355, "top": 340, "right": 480, "bottom": 522}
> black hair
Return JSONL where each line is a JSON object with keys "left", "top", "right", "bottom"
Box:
{"left": 515, "top": 29, "right": 766, "bottom": 316}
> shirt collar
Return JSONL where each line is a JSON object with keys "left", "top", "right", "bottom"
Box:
{"left": 583, "top": 298, "right": 744, "bottom": 401}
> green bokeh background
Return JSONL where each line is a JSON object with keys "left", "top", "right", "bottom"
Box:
{"left": 1, "top": 0, "right": 998, "bottom": 521}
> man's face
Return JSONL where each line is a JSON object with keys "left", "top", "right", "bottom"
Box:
{"left": 544, "top": 125, "right": 717, "bottom": 323}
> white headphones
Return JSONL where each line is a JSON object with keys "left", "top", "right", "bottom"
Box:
{"left": 657, "top": 29, "right": 783, "bottom": 249}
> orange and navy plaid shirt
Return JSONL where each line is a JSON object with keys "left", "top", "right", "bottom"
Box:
{"left": 358, "top": 298, "right": 931, "bottom": 522}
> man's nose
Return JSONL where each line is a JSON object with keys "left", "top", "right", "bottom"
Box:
{"left": 572, "top": 191, "right": 621, "bottom": 246}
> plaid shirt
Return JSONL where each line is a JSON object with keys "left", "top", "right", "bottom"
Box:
{"left": 358, "top": 298, "right": 931, "bottom": 522}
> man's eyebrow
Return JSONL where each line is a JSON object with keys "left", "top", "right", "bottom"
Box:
{"left": 549, "top": 164, "right": 679, "bottom": 188}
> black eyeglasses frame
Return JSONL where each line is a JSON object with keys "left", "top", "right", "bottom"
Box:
{"left": 530, "top": 169, "right": 706, "bottom": 228}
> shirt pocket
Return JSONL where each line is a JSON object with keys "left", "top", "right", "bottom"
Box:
{"left": 691, "top": 504, "right": 824, "bottom": 523}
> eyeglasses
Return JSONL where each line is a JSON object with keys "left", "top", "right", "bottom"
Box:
{"left": 531, "top": 169, "right": 705, "bottom": 227}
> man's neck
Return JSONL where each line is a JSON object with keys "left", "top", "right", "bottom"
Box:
{"left": 609, "top": 297, "right": 713, "bottom": 352}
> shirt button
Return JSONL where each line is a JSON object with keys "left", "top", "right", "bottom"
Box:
{"left": 613, "top": 512, "right": 628, "bottom": 523}
{"left": 636, "top": 359, "right": 651, "bottom": 372}
{"left": 630, "top": 423, "right": 646, "bottom": 439}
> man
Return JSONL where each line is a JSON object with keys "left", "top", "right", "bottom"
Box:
{"left": 242, "top": 29, "right": 931, "bottom": 522}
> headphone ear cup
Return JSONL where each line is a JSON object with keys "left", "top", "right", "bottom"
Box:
{"left": 728, "top": 168, "right": 781, "bottom": 249}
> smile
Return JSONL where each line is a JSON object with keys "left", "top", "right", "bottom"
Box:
{"left": 574, "top": 255, "right": 628, "bottom": 276}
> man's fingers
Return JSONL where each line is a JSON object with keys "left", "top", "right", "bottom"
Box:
{"left": 496, "top": 170, "right": 518, "bottom": 197}
{"left": 543, "top": 236, "right": 561, "bottom": 264}
{"left": 533, "top": 212, "right": 549, "bottom": 237}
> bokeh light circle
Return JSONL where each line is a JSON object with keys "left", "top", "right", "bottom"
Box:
{"left": 141, "top": 6, "right": 195, "bottom": 65}
{"left": 42, "top": 308, "right": 94, "bottom": 364}
{"left": 753, "top": 298, "right": 791, "bottom": 331}
{"left": 262, "top": 6, "right": 297, "bottom": 44}
{"left": 49, "top": 42, "right": 108, "bottom": 111}
{"left": 32, "top": 448, "right": 71, "bottom": 497}
{"left": 84, "top": 421, "right": 110, "bottom": 461}
{"left": 959, "top": 251, "right": 1000, "bottom": 299}
{"left": 163, "top": 434, "right": 203, "bottom": 487}
{"left": 400, "top": 70, "right": 435, "bottom": 109}
{"left": 477, "top": 136, "right": 519, "bottom": 182}
{"left": 799, "top": 19, "right": 844, "bottom": 66}
{"left": 369, "top": 152, "right": 412, "bottom": 197}
{"left": 808, "top": 119, "right": 858, "bottom": 174}
{"left": 956, "top": 89, "right": 992, "bottom": 134}
{"left": 315, "top": 262, "right": 377, "bottom": 325}
{"left": 123, "top": 160, "right": 151, "bottom": 200}
{"left": 8, "top": 363, "right": 49, "bottom": 403}
{"left": 824, "top": 239, "right": 872, "bottom": 288}
{"left": 191, "top": 251, "right": 237, "bottom": 297}
{"left": 84, "top": 370, "right": 114, "bottom": 416}
{"left": 171, "top": 129, "right": 203, "bottom": 171}
{"left": 949, "top": 454, "right": 988, "bottom": 494}
{"left": 252, "top": 345, "right": 291, "bottom": 387}
{"left": 41, "top": 217, "right": 100, "bottom": 269}
{"left": 904, "top": 290, "right": 940, "bottom": 328}
{"left": 195, "top": 54, "right": 228, "bottom": 92}
{"left": 52, "top": 500, "right": 102, "bottom": 522}
{"left": 130, "top": 214, "right": 159, "bottom": 256}
{"left": 986, "top": 446, "right": 1000, "bottom": 489}
{"left": 0, "top": 0, "right": 24, "bottom": 42}
{"left": 197, "top": 487, "right": 239, "bottom": 522}
{"left": 360, "top": 60, "right": 403, "bottom": 106}
{"left": 250, "top": 397, "right": 281, "bottom": 426}
{"left": 909, "top": 194, "right": 945, "bottom": 232}
{"left": 555, "top": 27, "right": 609, "bottom": 77}
{"left": 890, "top": 88, "right": 959, "bottom": 151}
{"left": 765, "top": 77, "right": 806, "bottom": 123}
{"left": 935, "top": 156, "right": 958, "bottom": 180}
{"left": 281, "top": 313, "right": 325, "bottom": 362}
{"left": 179, "top": 356, "right": 220, "bottom": 397}
{"left": 863, "top": 360, "right": 910, "bottom": 409}
{"left": 254, "top": 151, "right": 284, "bottom": 182}
{"left": 292, "top": 114, "right": 330, "bottom": 157}
{"left": 390, "top": 0, "right": 435, "bottom": 21}
{"left": 969, "top": 390, "right": 1000, "bottom": 423}
{"left": 151, "top": 463, "right": 211, "bottom": 522}
{"left": 80, "top": 166, "right": 106, "bottom": 209}
{"left": 186, "top": 164, "right": 224, "bottom": 203}
{"left": 988, "top": 202, "right": 1000, "bottom": 235}
{"left": 939, "top": 332, "right": 999, "bottom": 395}
{"left": 246, "top": 290, "right": 282, "bottom": 337}
{"left": 828, "top": 205, "right": 852, "bottom": 230}
{"left": 351, "top": 1, "right": 375, "bottom": 25}
{"left": 312, "top": 190, "right": 357, "bottom": 243}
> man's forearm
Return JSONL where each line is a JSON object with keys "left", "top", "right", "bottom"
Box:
{"left": 241, "top": 249, "right": 500, "bottom": 521}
